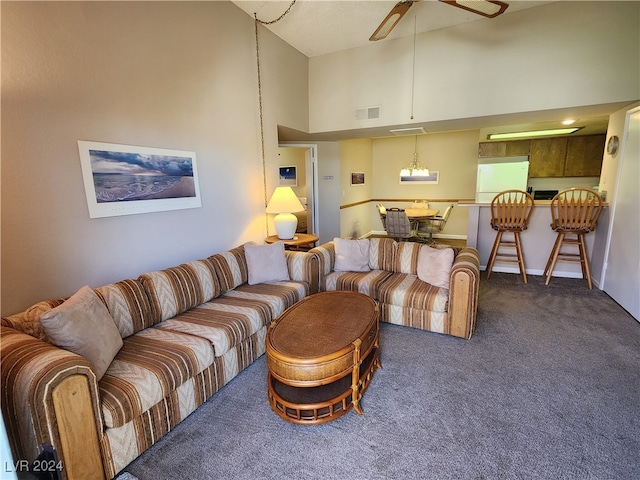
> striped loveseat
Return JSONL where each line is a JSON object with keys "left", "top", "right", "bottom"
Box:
{"left": 1, "top": 244, "right": 318, "bottom": 480}
{"left": 310, "top": 238, "right": 480, "bottom": 339}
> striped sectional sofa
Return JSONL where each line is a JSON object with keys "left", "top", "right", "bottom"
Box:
{"left": 310, "top": 238, "right": 480, "bottom": 339}
{"left": 1, "top": 244, "right": 318, "bottom": 480}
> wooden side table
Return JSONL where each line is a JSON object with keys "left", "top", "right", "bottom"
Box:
{"left": 265, "top": 233, "right": 319, "bottom": 251}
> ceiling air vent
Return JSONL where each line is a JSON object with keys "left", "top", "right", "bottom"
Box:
{"left": 389, "top": 127, "right": 426, "bottom": 136}
{"left": 355, "top": 106, "right": 381, "bottom": 120}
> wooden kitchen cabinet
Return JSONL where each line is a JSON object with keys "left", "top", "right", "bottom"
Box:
{"left": 478, "top": 140, "right": 530, "bottom": 157}
{"left": 564, "top": 134, "right": 605, "bottom": 177}
{"left": 529, "top": 137, "right": 567, "bottom": 177}
{"left": 479, "top": 135, "right": 605, "bottom": 178}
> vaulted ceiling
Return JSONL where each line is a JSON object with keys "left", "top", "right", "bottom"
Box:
{"left": 232, "top": 1, "right": 619, "bottom": 141}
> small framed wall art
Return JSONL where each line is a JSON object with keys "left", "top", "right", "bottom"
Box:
{"left": 350, "top": 172, "right": 365, "bottom": 186}
{"left": 279, "top": 165, "right": 298, "bottom": 187}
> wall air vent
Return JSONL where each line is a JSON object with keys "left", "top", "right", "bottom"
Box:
{"left": 355, "top": 106, "right": 381, "bottom": 120}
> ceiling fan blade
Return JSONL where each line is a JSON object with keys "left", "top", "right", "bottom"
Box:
{"left": 370, "top": 1, "right": 415, "bottom": 42}
{"left": 440, "top": 0, "right": 509, "bottom": 18}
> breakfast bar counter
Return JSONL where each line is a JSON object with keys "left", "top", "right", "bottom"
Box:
{"left": 462, "top": 202, "right": 610, "bottom": 286}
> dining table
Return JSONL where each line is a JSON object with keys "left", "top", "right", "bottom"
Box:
{"left": 404, "top": 207, "right": 439, "bottom": 219}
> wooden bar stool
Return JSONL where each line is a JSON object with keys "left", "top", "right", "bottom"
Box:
{"left": 486, "top": 190, "right": 535, "bottom": 283}
{"left": 544, "top": 188, "right": 603, "bottom": 289}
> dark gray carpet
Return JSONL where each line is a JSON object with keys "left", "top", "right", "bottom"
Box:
{"left": 123, "top": 274, "right": 640, "bottom": 479}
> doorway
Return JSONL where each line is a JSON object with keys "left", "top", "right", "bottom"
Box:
{"left": 278, "top": 144, "right": 319, "bottom": 236}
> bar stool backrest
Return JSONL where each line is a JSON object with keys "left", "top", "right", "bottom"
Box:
{"left": 490, "top": 190, "right": 535, "bottom": 231}
{"left": 550, "top": 188, "right": 603, "bottom": 233}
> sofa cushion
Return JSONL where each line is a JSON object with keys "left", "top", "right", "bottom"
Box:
{"left": 1, "top": 298, "right": 66, "bottom": 342}
{"left": 139, "top": 259, "right": 220, "bottom": 322}
{"left": 155, "top": 281, "right": 307, "bottom": 357}
{"left": 99, "top": 327, "right": 215, "bottom": 428}
{"left": 40, "top": 286, "right": 123, "bottom": 380}
{"left": 417, "top": 246, "right": 454, "bottom": 289}
{"left": 321, "top": 270, "right": 392, "bottom": 299}
{"left": 368, "top": 237, "right": 397, "bottom": 271}
{"left": 334, "top": 237, "right": 371, "bottom": 272}
{"left": 393, "top": 241, "right": 422, "bottom": 274}
{"left": 377, "top": 273, "right": 449, "bottom": 313}
{"left": 95, "top": 279, "right": 157, "bottom": 337}
{"left": 209, "top": 245, "right": 248, "bottom": 293}
{"left": 245, "top": 242, "right": 290, "bottom": 285}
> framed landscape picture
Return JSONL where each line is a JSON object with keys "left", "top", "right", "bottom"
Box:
{"left": 279, "top": 165, "right": 298, "bottom": 186}
{"left": 399, "top": 171, "right": 439, "bottom": 185}
{"left": 351, "top": 172, "right": 365, "bottom": 186}
{"left": 78, "top": 141, "right": 201, "bottom": 218}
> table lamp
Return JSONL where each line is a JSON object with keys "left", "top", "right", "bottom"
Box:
{"left": 265, "top": 186, "right": 304, "bottom": 240}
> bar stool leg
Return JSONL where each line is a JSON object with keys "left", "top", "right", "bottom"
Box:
{"left": 545, "top": 232, "right": 565, "bottom": 285}
{"left": 544, "top": 233, "right": 562, "bottom": 278}
{"left": 578, "top": 233, "right": 593, "bottom": 289}
{"left": 513, "top": 231, "right": 528, "bottom": 284}
{"left": 486, "top": 230, "right": 503, "bottom": 279}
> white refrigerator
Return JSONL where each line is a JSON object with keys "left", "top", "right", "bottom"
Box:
{"left": 475, "top": 157, "right": 530, "bottom": 203}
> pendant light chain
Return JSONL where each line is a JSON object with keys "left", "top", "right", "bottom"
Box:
{"left": 254, "top": 0, "right": 297, "bottom": 234}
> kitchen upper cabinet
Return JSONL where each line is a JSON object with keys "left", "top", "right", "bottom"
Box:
{"left": 478, "top": 140, "right": 530, "bottom": 157}
{"left": 564, "top": 134, "right": 605, "bottom": 177}
{"left": 479, "top": 135, "right": 605, "bottom": 177}
{"left": 529, "top": 137, "right": 567, "bottom": 177}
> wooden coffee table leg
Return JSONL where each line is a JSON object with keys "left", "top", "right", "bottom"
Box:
{"left": 352, "top": 339, "right": 364, "bottom": 415}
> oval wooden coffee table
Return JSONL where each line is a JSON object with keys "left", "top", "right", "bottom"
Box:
{"left": 266, "top": 291, "right": 380, "bottom": 425}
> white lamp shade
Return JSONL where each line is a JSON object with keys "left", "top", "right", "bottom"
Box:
{"left": 266, "top": 187, "right": 304, "bottom": 240}
{"left": 266, "top": 186, "right": 304, "bottom": 214}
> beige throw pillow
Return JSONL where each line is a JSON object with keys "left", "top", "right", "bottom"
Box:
{"left": 245, "top": 242, "right": 290, "bottom": 285}
{"left": 417, "top": 246, "right": 455, "bottom": 289}
{"left": 40, "top": 285, "right": 123, "bottom": 380}
{"left": 334, "top": 237, "right": 371, "bottom": 272}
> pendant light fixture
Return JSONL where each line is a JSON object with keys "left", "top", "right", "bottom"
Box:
{"left": 399, "top": 135, "right": 430, "bottom": 178}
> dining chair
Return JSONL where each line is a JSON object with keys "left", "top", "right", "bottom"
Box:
{"left": 384, "top": 208, "right": 417, "bottom": 242}
{"left": 411, "top": 200, "right": 430, "bottom": 209}
{"left": 485, "top": 190, "right": 535, "bottom": 283}
{"left": 544, "top": 188, "right": 603, "bottom": 289}
{"left": 416, "top": 204, "right": 454, "bottom": 244}
{"left": 376, "top": 203, "right": 387, "bottom": 230}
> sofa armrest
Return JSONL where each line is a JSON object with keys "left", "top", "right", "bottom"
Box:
{"left": 309, "top": 242, "right": 335, "bottom": 276}
{"left": 284, "top": 250, "right": 320, "bottom": 294}
{"left": 1, "top": 326, "right": 105, "bottom": 480}
{"left": 448, "top": 248, "right": 481, "bottom": 339}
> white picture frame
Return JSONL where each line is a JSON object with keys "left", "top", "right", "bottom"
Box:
{"left": 399, "top": 171, "right": 439, "bottom": 185}
{"left": 78, "top": 140, "right": 201, "bottom": 218}
{"left": 279, "top": 165, "right": 298, "bottom": 187}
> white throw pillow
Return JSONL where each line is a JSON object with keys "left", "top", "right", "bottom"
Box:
{"left": 40, "top": 285, "right": 123, "bottom": 380}
{"left": 245, "top": 242, "right": 290, "bottom": 285}
{"left": 333, "top": 237, "right": 371, "bottom": 272}
{"left": 417, "top": 245, "right": 455, "bottom": 289}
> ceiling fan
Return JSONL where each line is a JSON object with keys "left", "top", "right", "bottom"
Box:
{"left": 370, "top": 0, "right": 509, "bottom": 41}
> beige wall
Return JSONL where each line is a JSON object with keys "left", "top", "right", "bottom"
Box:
{"left": 339, "top": 139, "right": 373, "bottom": 238}
{"left": 366, "top": 130, "right": 478, "bottom": 238}
{"left": 1, "top": 2, "right": 308, "bottom": 315}
{"left": 599, "top": 102, "right": 640, "bottom": 203}
{"left": 309, "top": 2, "right": 639, "bottom": 134}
